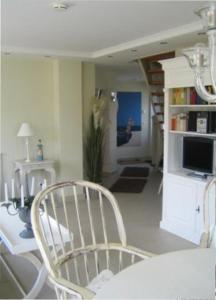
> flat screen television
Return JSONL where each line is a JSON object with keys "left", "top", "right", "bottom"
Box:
{"left": 183, "top": 136, "right": 216, "bottom": 175}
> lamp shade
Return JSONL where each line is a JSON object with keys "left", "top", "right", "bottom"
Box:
{"left": 17, "top": 123, "right": 34, "bottom": 137}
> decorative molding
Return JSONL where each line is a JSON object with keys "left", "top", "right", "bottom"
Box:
{"left": 160, "top": 56, "right": 211, "bottom": 88}
{"left": 1, "top": 21, "right": 202, "bottom": 60}
{"left": 92, "top": 21, "right": 202, "bottom": 58}
{"left": 1, "top": 46, "right": 92, "bottom": 59}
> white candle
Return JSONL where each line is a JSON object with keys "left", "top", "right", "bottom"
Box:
{"left": 43, "top": 179, "right": 48, "bottom": 199}
{"left": 4, "top": 183, "right": 9, "bottom": 203}
{"left": 21, "top": 185, "right": 25, "bottom": 207}
{"left": 43, "top": 178, "right": 47, "bottom": 189}
{"left": 30, "top": 177, "right": 35, "bottom": 196}
{"left": 11, "top": 179, "right": 15, "bottom": 199}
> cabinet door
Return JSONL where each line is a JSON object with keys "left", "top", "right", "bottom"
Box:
{"left": 162, "top": 175, "right": 199, "bottom": 243}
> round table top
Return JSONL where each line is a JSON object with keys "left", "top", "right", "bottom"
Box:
{"left": 94, "top": 248, "right": 215, "bottom": 299}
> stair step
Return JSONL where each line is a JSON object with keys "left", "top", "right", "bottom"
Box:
{"left": 149, "top": 81, "right": 164, "bottom": 85}
{"left": 153, "top": 103, "right": 163, "bottom": 106}
{"left": 148, "top": 69, "right": 164, "bottom": 74}
{"left": 151, "top": 92, "right": 164, "bottom": 96}
{"left": 143, "top": 51, "right": 175, "bottom": 63}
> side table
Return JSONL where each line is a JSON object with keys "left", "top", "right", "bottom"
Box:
{"left": 14, "top": 160, "right": 56, "bottom": 195}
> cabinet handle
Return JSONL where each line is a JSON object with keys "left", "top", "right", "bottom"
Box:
{"left": 196, "top": 206, "right": 200, "bottom": 213}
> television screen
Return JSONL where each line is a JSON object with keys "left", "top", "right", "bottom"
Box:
{"left": 183, "top": 137, "right": 214, "bottom": 174}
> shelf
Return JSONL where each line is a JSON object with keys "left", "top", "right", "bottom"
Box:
{"left": 152, "top": 92, "right": 164, "bottom": 96}
{"left": 153, "top": 103, "right": 164, "bottom": 106}
{"left": 144, "top": 51, "right": 175, "bottom": 63}
{"left": 167, "top": 170, "right": 209, "bottom": 183}
{"left": 169, "top": 105, "right": 216, "bottom": 108}
{"left": 170, "top": 130, "right": 216, "bottom": 138}
{"left": 161, "top": 58, "right": 215, "bottom": 245}
{"left": 149, "top": 81, "right": 164, "bottom": 86}
{"left": 147, "top": 69, "right": 164, "bottom": 74}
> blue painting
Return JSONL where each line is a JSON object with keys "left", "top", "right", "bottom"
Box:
{"left": 117, "top": 91, "right": 141, "bottom": 147}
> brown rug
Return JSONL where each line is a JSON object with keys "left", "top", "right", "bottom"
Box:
{"left": 110, "top": 178, "right": 147, "bottom": 193}
{"left": 118, "top": 158, "right": 146, "bottom": 165}
{"left": 120, "top": 167, "right": 149, "bottom": 178}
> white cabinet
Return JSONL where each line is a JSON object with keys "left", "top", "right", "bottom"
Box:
{"left": 161, "top": 173, "right": 206, "bottom": 244}
{"left": 160, "top": 57, "right": 216, "bottom": 244}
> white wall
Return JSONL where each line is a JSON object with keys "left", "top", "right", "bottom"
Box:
{"left": 1, "top": 55, "right": 90, "bottom": 196}
{"left": 96, "top": 66, "right": 150, "bottom": 172}
{"left": 1, "top": 55, "right": 57, "bottom": 188}
{"left": 82, "top": 63, "right": 96, "bottom": 136}
{"left": 82, "top": 63, "right": 96, "bottom": 179}
{"left": 53, "top": 59, "right": 83, "bottom": 181}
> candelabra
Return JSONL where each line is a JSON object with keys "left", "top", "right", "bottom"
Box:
{"left": 1, "top": 193, "right": 35, "bottom": 238}
{"left": 1, "top": 178, "right": 46, "bottom": 239}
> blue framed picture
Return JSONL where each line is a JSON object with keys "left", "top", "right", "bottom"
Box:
{"left": 117, "top": 91, "right": 142, "bottom": 147}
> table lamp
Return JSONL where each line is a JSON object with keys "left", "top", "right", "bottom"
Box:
{"left": 17, "top": 123, "right": 34, "bottom": 162}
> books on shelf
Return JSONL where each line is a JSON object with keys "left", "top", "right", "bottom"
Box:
{"left": 171, "top": 111, "right": 216, "bottom": 133}
{"left": 172, "top": 88, "right": 188, "bottom": 105}
{"left": 171, "top": 86, "right": 213, "bottom": 105}
{"left": 189, "top": 87, "right": 206, "bottom": 105}
{"left": 208, "top": 111, "right": 216, "bottom": 133}
{"left": 190, "top": 87, "right": 196, "bottom": 105}
{"left": 188, "top": 112, "right": 197, "bottom": 131}
{"left": 197, "top": 112, "right": 208, "bottom": 133}
{"left": 171, "top": 113, "right": 187, "bottom": 131}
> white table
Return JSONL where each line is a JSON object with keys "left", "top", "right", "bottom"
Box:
{"left": 0, "top": 206, "right": 70, "bottom": 299}
{"left": 95, "top": 248, "right": 215, "bottom": 299}
{"left": 14, "top": 160, "right": 56, "bottom": 195}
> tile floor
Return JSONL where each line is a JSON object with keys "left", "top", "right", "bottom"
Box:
{"left": 0, "top": 166, "right": 195, "bottom": 299}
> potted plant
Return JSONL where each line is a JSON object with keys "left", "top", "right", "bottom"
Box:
{"left": 85, "top": 95, "right": 106, "bottom": 184}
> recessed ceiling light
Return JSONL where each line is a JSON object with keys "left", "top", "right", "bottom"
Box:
{"left": 52, "top": 2, "right": 71, "bottom": 11}
{"left": 160, "top": 41, "right": 168, "bottom": 45}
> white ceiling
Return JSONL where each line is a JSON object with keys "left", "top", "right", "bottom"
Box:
{"left": 1, "top": 0, "right": 208, "bottom": 65}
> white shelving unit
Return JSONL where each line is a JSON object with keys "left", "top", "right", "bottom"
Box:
{"left": 170, "top": 131, "right": 216, "bottom": 138}
{"left": 170, "top": 105, "right": 216, "bottom": 108}
{"left": 160, "top": 57, "right": 216, "bottom": 244}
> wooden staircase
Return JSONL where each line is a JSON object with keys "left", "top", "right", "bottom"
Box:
{"left": 138, "top": 51, "right": 175, "bottom": 166}
{"left": 140, "top": 51, "right": 175, "bottom": 129}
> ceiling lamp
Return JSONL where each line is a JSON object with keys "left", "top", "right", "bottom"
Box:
{"left": 182, "top": 3, "right": 216, "bottom": 103}
{"left": 52, "top": 2, "right": 70, "bottom": 11}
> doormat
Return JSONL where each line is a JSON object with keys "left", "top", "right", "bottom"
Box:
{"left": 110, "top": 178, "right": 147, "bottom": 193}
{"left": 118, "top": 158, "right": 146, "bottom": 165}
{"left": 120, "top": 167, "right": 149, "bottom": 178}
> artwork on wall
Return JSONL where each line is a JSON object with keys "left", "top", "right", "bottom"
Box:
{"left": 117, "top": 91, "right": 142, "bottom": 147}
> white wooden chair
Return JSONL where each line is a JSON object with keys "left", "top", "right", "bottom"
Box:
{"left": 31, "top": 181, "right": 155, "bottom": 299}
{"left": 200, "top": 176, "right": 216, "bottom": 248}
